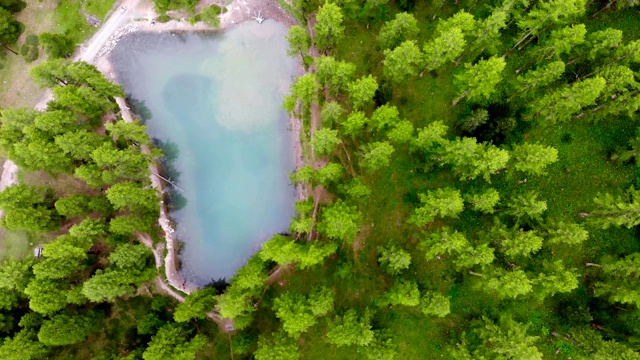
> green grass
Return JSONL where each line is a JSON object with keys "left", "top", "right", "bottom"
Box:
{"left": 84, "top": 0, "right": 117, "bottom": 21}
{"left": 0, "top": 228, "right": 33, "bottom": 261}
{"left": 53, "top": 0, "right": 95, "bottom": 43}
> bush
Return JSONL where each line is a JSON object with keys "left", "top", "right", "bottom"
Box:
{"left": 200, "top": 5, "right": 222, "bottom": 28}
{"left": 21, "top": 46, "right": 38, "bottom": 62}
{"left": 156, "top": 14, "right": 172, "bottom": 23}
{"left": 25, "top": 34, "right": 39, "bottom": 46}
{"left": 39, "top": 33, "right": 74, "bottom": 58}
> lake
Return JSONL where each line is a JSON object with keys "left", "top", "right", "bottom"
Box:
{"left": 110, "top": 20, "right": 297, "bottom": 286}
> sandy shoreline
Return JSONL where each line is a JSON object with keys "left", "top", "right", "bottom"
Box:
{"left": 95, "top": 0, "right": 306, "bottom": 293}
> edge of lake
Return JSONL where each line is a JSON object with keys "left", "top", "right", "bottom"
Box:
{"left": 99, "top": 7, "right": 306, "bottom": 295}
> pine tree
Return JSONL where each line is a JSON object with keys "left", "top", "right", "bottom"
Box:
{"left": 383, "top": 40, "right": 423, "bottom": 83}
{"left": 452, "top": 57, "right": 506, "bottom": 106}
{"left": 532, "top": 77, "right": 606, "bottom": 124}
{"left": 587, "top": 187, "right": 640, "bottom": 228}
{"left": 409, "top": 188, "right": 464, "bottom": 226}
{"left": 377, "top": 12, "right": 420, "bottom": 50}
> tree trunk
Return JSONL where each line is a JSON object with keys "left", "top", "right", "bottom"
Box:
{"left": 503, "top": 30, "right": 532, "bottom": 58}
{"left": 1, "top": 43, "right": 18, "bottom": 55}
{"left": 585, "top": 263, "right": 602, "bottom": 267}
{"left": 432, "top": 0, "right": 446, "bottom": 21}
{"left": 454, "top": 51, "right": 467, "bottom": 67}
{"left": 452, "top": 89, "right": 470, "bottom": 106}
{"left": 592, "top": 0, "right": 616, "bottom": 18}
{"left": 468, "top": 270, "right": 483, "bottom": 276}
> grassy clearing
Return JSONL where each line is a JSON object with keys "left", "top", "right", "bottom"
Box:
{"left": 84, "top": 0, "right": 117, "bottom": 21}
{"left": 0, "top": 228, "right": 33, "bottom": 261}
{"left": 0, "top": 0, "right": 99, "bottom": 108}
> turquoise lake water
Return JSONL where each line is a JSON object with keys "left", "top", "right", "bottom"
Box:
{"left": 110, "top": 20, "right": 297, "bottom": 285}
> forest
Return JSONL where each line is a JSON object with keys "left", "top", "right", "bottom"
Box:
{"left": 1, "top": 0, "right": 640, "bottom": 358}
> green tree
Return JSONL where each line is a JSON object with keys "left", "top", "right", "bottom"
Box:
{"left": 54, "top": 194, "right": 90, "bottom": 218}
{"left": 365, "top": 331, "right": 398, "bottom": 360}
{"left": 546, "top": 221, "right": 589, "bottom": 245}
{"left": 412, "top": 121, "right": 449, "bottom": 152}
{"left": 360, "top": 141, "right": 395, "bottom": 172}
{"left": 370, "top": 104, "right": 400, "bottom": 132}
{"left": 91, "top": 143, "right": 150, "bottom": 183}
{"left": 421, "top": 227, "right": 468, "bottom": 260}
{"left": 284, "top": 73, "right": 317, "bottom": 113}
{"left": 55, "top": 129, "right": 105, "bottom": 161}
{"left": 315, "top": 56, "right": 355, "bottom": 95}
{"left": 0, "top": 7, "right": 22, "bottom": 49}
{"left": 254, "top": 333, "right": 300, "bottom": 360}
{"left": 23, "top": 277, "right": 69, "bottom": 314}
{"left": 459, "top": 108, "right": 489, "bottom": 133}
{"left": 466, "top": 188, "right": 500, "bottom": 214}
{"left": 478, "top": 316, "right": 542, "bottom": 359}
{"left": 533, "top": 260, "right": 579, "bottom": 299}
{"left": 33, "top": 239, "right": 87, "bottom": 280}
{"left": 441, "top": 137, "right": 509, "bottom": 182}
{"left": 380, "top": 280, "right": 420, "bottom": 306}
{"left": 286, "top": 25, "right": 310, "bottom": 58}
{"left": 106, "top": 119, "right": 151, "bottom": 146}
{"left": 259, "top": 234, "right": 337, "bottom": 269}
{"left": 33, "top": 109, "right": 79, "bottom": 135}
{"left": 216, "top": 257, "right": 267, "bottom": 322}
{"left": 106, "top": 182, "right": 158, "bottom": 214}
{"left": 0, "top": 330, "right": 48, "bottom": 360}
{"left": 339, "top": 177, "right": 372, "bottom": 200}
{"left": 320, "top": 101, "right": 344, "bottom": 127}
{"left": 421, "top": 291, "right": 451, "bottom": 317}
{"left": 273, "top": 292, "right": 316, "bottom": 338}
{"left": 586, "top": 28, "right": 623, "bottom": 61}
{"left": 422, "top": 27, "right": 466, "bottom": 73}
{"left": 308, "top": 286, "right": 334, "bottom": 316}
{"left": 480, "top": 268, "right": 532, "bottom": 299}
{"left": 387, "top": 120, "right": 414, "bottom": 144}
{"left": 339, "top": 110, "right": 367, "bottom": 137}
{"left": 532, "top": 77, "right": 606, "bottom": 124}
{"left": 174, "top": 287, "right": 217, "bottom": 322}
{"left": 313, "top": 3, "right": 344, "bottom": 51}
{"left": 383, "top": 40, "right": 423, "bottom": 83}
{"left": 39, "top": 32, "right": 74, "bottom": 58}
{"left": 142, "top": 323, "right": 207, "bottom": 360}
{"left": 454, "top": 243, "right": 495, "bottom": 270}
{"left": 378, "top": 244, "right": 411, "bottom": 275}
{"left": 348, "top": 75, "right": 378, "bottom": 109}
{"left": 311, "top": 128, "right": 341, "bottom": 156}
{"left": 109, "top": 215, "right": 150, "bottom": 235}
{"left": 326, "top": 309, "right": 374, "bottom": 347}
{"left": 468, "top": 9, "right": 507, "bottom": 56}
{"left": 409, "top": 188, "right": 464, "bottom": 226}
{"left": 511, "top": 143, "right": 558, "bottom": 176}
{"left": 491, "top": 223, "right": 544, "bottom": 258}
{"left": 316, "top": 162, "right": 344, "bottom": 185}
{"left": 0, "top": 184, "right": 58, "bottom": 232}
{"left": 452, "top": 57, "right": 506, "bottom": 105}
{"left": 38, "top": 314, "right": 91, "bottom": 346}
{"left": 378, "top": 12, "right": 419, "bottom": 50}
{"left": 511, "top": 61, "right": 565, "bottom": 101}
{"left": 82, "top": 244, "right": 155, "bottom": 302}
{"left": 595, "top": 253, "right": 640, "bottom": 307}
{"left": 511, "top": 0, "right": 586, "bottom": 53}
{"left": 587, "top": 187, "right": 640, "bottom": 228}
{"left": 506, "top": 192, "right": 547, "bottom": 221}
{"left": 319, "top": 201, "right": 361, "bottom": 243}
